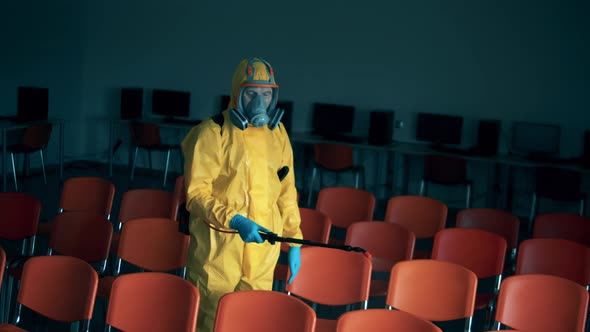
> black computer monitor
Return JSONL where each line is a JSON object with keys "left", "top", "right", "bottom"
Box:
{"left": 416, "top": 112, "right": 463, "bottom": 145}
{"left": 120, "top": 88, "right": 143, "bottom": 120}
{"left": 16, "top": 86, "right": 49, "bottom": 122}
{"left": 152, "top": 89, "right": 191, "bottom": 119}
{"left": 312, "top": 103, "right": 355, "bottom": 137}
{"left": 511, "top": 122, "right": 560, "bottom": 156}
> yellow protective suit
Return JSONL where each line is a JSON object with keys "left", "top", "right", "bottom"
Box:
{"left": 181, "top": 57, "right": 302, "bottom": 332}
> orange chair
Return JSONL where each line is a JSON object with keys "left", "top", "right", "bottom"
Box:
{"left": 105, "top": 272, "right": 199, "bottom": 332}
{"left": 490, "top": 274, "right": 589, "bottom": 331}
{"left": 529, "top": 167, "right": 586, "bottom": 234}
{"left": 455, "top": 208, "right": 520, "bottom": 272}
{"left": 419, "top": 155, "right": 473, "bottom": 208}
{"left": 515, "top": 238, "right": 590, "bottom": 287}
{"left": 431, "top": 228, "right": 507, "bottom": 329}
{"left": 532, "top": 213, "right": 590, "bottom": 247}
{"left": 315, "top": 187, "right": 375, "bottom": 245}
{"left": 344, "top": 221, "right": 415, "bottom": 297}
{"left": 110, "top": 188, "right": 175, "bottom": 255}
{"left": 307, "top": 143, "right": 365, "bottom": 207}
{"left": 0, "top": 256, "right": 98, "bottom": 331}
{"left": 386, "top": 259, "right": 478, "bottom": 331}
{"left": 0, "top": 192, "right": 41, "bottom": 322}
{"left": 129, "top": 121, "right": 182, "bottom": 187}
{"left": 285, "top": 247, "right": 372, "bottom": 332}
{"left": 48, "top": 211, "right": 113, "bottom": 275}
{"left": 274, "top": 207, "right": 332, "bottom": 290}
{"left": 6, "top": 123, "right": 53, "bottom": 191}
{"left": 171, "top": 174, "right": 187, "bottom": 221}
{"left": 36, "top": 176, "right": 116, "bottom": 237}
{"left": 214, "top": 290, "right": 316, "bottom": 332}
{"left": 0, "top": 246, "right": 5, "bottom": 322}
{"left": 98, "top": 218, "right": 190, "bottom": 300}
{"left": 337, "top": 309, "right": 442, "bottom": 332}
{"left": 384, "top": 195, "right": 447, "bottom": 259}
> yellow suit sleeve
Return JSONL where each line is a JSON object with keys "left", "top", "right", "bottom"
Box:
{"left": 181, "top": 122, "right": 237, "bottom": 230}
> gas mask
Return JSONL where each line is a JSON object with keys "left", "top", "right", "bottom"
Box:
{"left": 230, "top": 90, "right": 284, "bottom": 130}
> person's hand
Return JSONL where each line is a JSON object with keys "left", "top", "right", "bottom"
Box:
{"left": 287, "top": 246, "right": 301, "bottom": 284}
{"left": 229, "top": 215, "right": 271, "bottom": 243}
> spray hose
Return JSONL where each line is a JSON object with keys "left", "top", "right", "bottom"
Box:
{"left": 259, "top": 232, "right": 372, "bottom": 258}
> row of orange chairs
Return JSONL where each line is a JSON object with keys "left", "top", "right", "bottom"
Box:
{"left": 0, "top": 250, "right": 199, "bottom": 331}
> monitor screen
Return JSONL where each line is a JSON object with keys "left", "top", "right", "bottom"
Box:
{"left": 312, "top": 103, "right": 355, "bottom": 137}
{"left": 416, "top": 112, "right": 463, "bottom": 145}
{"left": 511, "top": 122, "right": 560, "bottom": 156}
{"left": 16, "top": 86, "right": 49, "bottom": 122}
{"left": 120, "top": 88, "right": 143, "bottom": 119}
{"left": 152, "top": 89, "right": 191, "bottom": 118}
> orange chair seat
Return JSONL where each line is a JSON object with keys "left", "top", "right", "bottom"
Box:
{"left": 97, "top": 276, "right": 116, "bottom": 298}
{"left": 110, "top": 233, "right": 121, "bottom": 254}
{"left": 371, "top": 257, "right": 395, "bottom": 272}
{"left": 0, "top": 323, "right": 28, "bottom": 331}
{"left": 474, "top": 294, "right": 495, "bottom": 310}
{"left": 369, "top": 279, "right": 388, "bottom": 297}
{"left": 274, "top": 263, "right": 288, "bottom": 281}
{"left": 315, "top": 318, "right": 338, "bottom": 332}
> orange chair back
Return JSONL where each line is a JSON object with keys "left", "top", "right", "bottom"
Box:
{"left": 337, "top": 309, "right": 442, "bottom": 332}
{"left": 516, "top": 238, "right": 590, "bottom": 286}
{"left": 18, "top": 256, "right": 98, "bottom": 322}
{"left": 387, "top": 260, "right": 477, "bottom": 322}
{"left": 106, "top": 272, "right": 199, "bottom": 332}
{"left": 214, "top": 290, "right": 316, "bottom": 332}
{"left": 456, "top": 208, "right": 520, "bottom": 250}
{"left": 314, "top": 144, "right": 354, "bottom": 170}
{"left": 118, "top": 218, "right": 189, "bottom": 272}
{"left": 118, "top": 189, "right": 174, "bottom": 224}
{"left": 0, "top": 246, "right": 5, "bottom": 285}
{"left": 22, "top": 123, "right": 52, "bottom": 148}
{"left": 298, "top": 208, "right": 332, "bottom": 244}
{"left": 316, "top": 187, "right": 375, "bottom": 229}
{"left": 130, "top": 121, "right": 162, "bottom": 146}
{"left": 384, "top": 196, "right": 447, "bottom": 239}
{"left": 533, "top": 213, "right": 590, "bottom": 247}
{"left": 49, "top": 211, "right": 113, "bottom": 265}
{"left": 345, "top": 221, "right": 415, "bottom": 272}
{"left": 286, "top": 247, "right": 372, "bottom": 306}
{"left": 0, "top": 192, "right": 41, "bottom": 240}
{"left": 432, "top": 228, "right": 507, "bottom": 279}
{"left": 59, "top": 177, "right": 115, "bottom": 217}
{"left": 172, "top": 175, "right": 187, "bottom": 220}
{"left": 494, "top": 274, "right": 589, "bottom": 332}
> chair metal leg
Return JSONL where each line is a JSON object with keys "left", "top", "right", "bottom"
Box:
{"left": 418, "top": 179, "right": 427, "bottom": 196}
{"left": 163, "top": 149, "right": 171, "bottom": 187}
{"left": 130, "top": 147, "right": 139, "bottom": 181}
{"left": 307, "top": 167, "right": 318, "bottom": 207}
{"left": 10, "top": 152, "right": 17, "bottom": 191}
{"left": 579, "top": 198, "right": 586, "bottom": 216}
{"left": 354, "top": 171, "right": 360, "bottom": 189}
{"left": 466, "top": 183, "right": 472, "bottom": 208}
{"left": 39, "top": 150, "right": 47, "bottom": 184}
{"left": 529, "top": 192, "right": 538, "bottom": 235}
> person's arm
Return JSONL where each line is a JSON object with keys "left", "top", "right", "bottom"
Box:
{"left": 181, "top": 123, "right": 237, "bottom": 230}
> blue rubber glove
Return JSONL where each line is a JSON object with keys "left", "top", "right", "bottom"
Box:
{"left": 229, "top": 215, "right": 271, "bottom": 244}
{"left": 287, "top": 246, "right": 301, "bottom": 284}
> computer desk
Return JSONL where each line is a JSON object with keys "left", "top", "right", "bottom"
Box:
{"left": 107, "top": 118, "right": 201, "bottom": 177}
{"left": 289, "top": 132, "right": 589, "bottom": 209}
{"left": 0, "top": 118, "right": 64, "bottom": 192}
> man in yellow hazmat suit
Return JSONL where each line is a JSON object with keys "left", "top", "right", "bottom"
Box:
{"left": 181, "top": 57, "right": 303, "bottom": 331}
